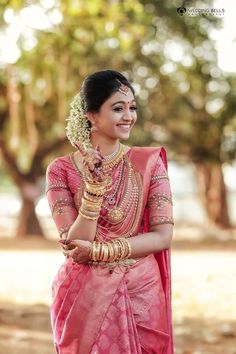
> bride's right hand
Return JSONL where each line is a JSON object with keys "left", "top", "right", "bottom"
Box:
{"left": 73, "top": 142, "right": 105, "bottom": 183}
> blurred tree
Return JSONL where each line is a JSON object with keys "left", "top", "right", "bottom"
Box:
{"left": 0, "top": 0, "right": 158, "bottom": 237}
{"left": 141, "top": 2, "right": 236, "bottom": 228}
{"left": 0, "top": 0, "right": 235, "bottom": 237}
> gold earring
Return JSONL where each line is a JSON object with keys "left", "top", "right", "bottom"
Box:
{"left": 91, "top": 122, "right": 98, "bottom": 133}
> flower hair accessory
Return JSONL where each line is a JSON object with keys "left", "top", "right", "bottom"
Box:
{"left": 66, "top": 92, "right": 92, "bottom": 149}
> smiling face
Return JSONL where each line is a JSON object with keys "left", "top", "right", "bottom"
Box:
{"left": 87, "top": 88, "right": 137, "bottom": 143}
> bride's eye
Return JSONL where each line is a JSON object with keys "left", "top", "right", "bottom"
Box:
{"left": 113, "top": 107, "right": 123, "bottom": 112}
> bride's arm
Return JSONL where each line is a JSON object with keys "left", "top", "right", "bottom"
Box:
{"left": 46, "top": 158, "right": 99, "bottom": 243}
{"left": 127, "top": 224, "right": 173, "bottom": 258}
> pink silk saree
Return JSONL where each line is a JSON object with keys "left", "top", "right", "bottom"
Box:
{"left": 46, "top": 146, "right": 174, "bottom": 354}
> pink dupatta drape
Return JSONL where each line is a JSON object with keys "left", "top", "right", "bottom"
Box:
{"left": 46, "top": 146, "right": 174, "bottom": 354}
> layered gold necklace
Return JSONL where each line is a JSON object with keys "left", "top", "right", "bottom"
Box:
{"left": 96, "top": 152, "right": 143, "bottom": 241}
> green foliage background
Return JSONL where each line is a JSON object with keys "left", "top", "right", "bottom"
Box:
{"left": 0, "top": 0, "right": 235, "bottom": 231}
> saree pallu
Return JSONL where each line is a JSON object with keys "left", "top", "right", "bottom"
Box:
{"left": 47, "top": 146, "right": 174, "bottom": 354}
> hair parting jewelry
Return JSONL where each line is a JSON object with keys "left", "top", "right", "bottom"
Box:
{"left": 116, "top": 80, "right": 130, "bottom": 96}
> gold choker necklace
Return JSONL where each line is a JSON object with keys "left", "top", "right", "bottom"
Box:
{"left": 103, "top": 144, "right": 124, "bottom": 170}
{"left": 103, "top": 143, "right": 121, "bottom": 162}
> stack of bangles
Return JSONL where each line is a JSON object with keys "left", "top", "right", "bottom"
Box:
{"left": 79, "top": 179, "right": 110, "bottom": 221}
{"left": 90, "top": 237, "right": 132, "bottom": 262}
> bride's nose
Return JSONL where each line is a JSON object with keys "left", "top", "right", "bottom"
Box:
{"left": 122, "top": 109, "right": 133, "bottom": 121}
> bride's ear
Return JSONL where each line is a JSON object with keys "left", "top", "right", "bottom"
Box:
{"left": 86, "top": 112, "right": 98, "bottom": 132}
{"left": 86, "top": 112, "right": 95, "bottom": 124}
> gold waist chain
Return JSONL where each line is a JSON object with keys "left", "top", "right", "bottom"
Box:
{"left": 88, "top": 257, "right": 143, "bottom": 273}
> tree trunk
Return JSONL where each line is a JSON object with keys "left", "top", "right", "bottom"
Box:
{"left": 15, "top": 182, "right": 44, "bottom": 238}
{"left": 16, "top": 197, "right": 44, "bottom": 238}
{"left": 195, "top": 162, "right": 231, "bottom": 228}
{"left": 0, "top": 136, "right": 67, "bottom": 238}
{"left": 7, "top": 64, "right": 21, "bottom": 151}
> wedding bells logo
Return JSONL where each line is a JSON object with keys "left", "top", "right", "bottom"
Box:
{"left": 177, "top": 6, "right": 225, "bottom": 16}
{"left": 177, "top": 7, "right": 187, "bottom": 16}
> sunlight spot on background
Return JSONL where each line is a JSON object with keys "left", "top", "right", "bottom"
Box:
{"left": 207, "top": 80, "right": 230, "bottom": 94}
{"left": 178, "top": 81, "right": 190, "bottom": 93}
{"left": 207, "top": 80, "right": 221, "bottom": 92}
{"left": 0, "top": 196, "right": 21, "bottom": 215}
{"left": 145, "top": 77, "right": 158, "bottom": 89}
{"left": 3, "top": 8, "right": 15, "bottom": 23}
{"left": 214, "top": 0, "right": 236, "bottom": 73}
{"left": 20, "top": 5, "right": 51, "bottom": 30}
{"left": 132, "top": 83, "right": 141, "bottom": 95}
{"left": 41, "top": 0, "right": 57, "bottom": 9}
{"left": 0, "top": 4, "right": 62, "bottom": 65}
{"left": 205, "top": 98, "right": 224, "bottom": 114}
{"left": 160, "top": 62, "right": 177, "bottom": 74}
{"left": 137, "top": 66, "right": 148, "bottom": 77}
{"left": 36, "top": 198, "right": 50, "bottom": 217}
{"left": 164, "top": 40, "right": 184, "bottom": 62}
{"left": 48, "top": 9, "right": 63, "bottom": 25}
{"left": 105, "top": 22, "right": 114, "bottom": 32}
{"left": 104, "top": 38, "right": 119, "bottom": 49}
{"left": 182, "top": 55, "right": 194, "bottom": 67}
{"left": 139, "top": 89, "right": 149, "bottom": 100}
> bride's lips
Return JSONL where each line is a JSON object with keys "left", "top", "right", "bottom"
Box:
{"left": 116, "top": 123, "right": 132, "bottom": 132}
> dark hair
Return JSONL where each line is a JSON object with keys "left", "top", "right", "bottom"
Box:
{"left": 80, "top": 70, "right": 135, "bottom": 113}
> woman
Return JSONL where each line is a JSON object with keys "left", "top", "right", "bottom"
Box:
{"left": 46, "top": 70, "right": 174, "bottom": 354}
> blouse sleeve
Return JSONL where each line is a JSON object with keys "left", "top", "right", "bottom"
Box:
{"left": 45, "top": 159, "right": 78, "bottom": 238}
{"left": 147, "top": 154, "right": 174, "bottom": 227}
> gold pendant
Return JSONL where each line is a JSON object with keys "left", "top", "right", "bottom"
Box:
{"left": 107, "top": 207, "right": 124, "bottom": 224}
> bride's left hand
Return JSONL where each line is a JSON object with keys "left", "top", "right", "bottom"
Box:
{"left": 59, "top": 239, "right": 92, "bottom": 264}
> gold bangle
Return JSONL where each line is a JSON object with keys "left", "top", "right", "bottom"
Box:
{"left": 79, "top": 210, "right": 99, "bottom": 221}
{"left": 81, "top": 199, "right": 102, "bottom": 212}
{"left": 127, "top": 241, "right": 132, "bottom": 258}
{"left": 83, "top": 193, "right": 103, "bottom": 202}
{"left": 83, "top": 192, "right": 103, "bottom": 205}
{"left": 116, "top": 239, "right": 124, "bottom": 260}
{"left": 121, "top": 238, "right": 132, "bottom": 259}
{"left": 124, "top": 238, "right": 132, "bottom": 258}
{"left": 117, "top": 239, "right": 125, "bottom": 259}
{"left": 107, "top": 242, "right": 115, "bottom": 262}
{"left": 91, "top": 239, "right": 131, "bottom": 263}
{"left": 85, "top": 181, "right": 109, "bottom": 194}
{"left": 111, "top": 240, "right": 120, "bottom": 261}
{"left": 91, "top": 242, "right": 99, "bottom": 261}
{"left": 97, "top": 242, "right": 103, "bottom": 261}
{"left": 100, "top": 242, "right": 106, "bottom": 261}
{"left": 82, "top": 197, "right": 101, "bottom": 206}
{"left": 102, "top": 243, "right": 109, "bottom": 262}
{"left": 113, "top": 238, "right": 131, "bottom": 260}
{"left": 85, "top": 190, "right": 104, "bottom": 198}
{"left": 80, "top": 205, "right": 100, "bottom": 216}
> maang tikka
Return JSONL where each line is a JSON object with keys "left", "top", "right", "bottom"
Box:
{"left": 117, "top": 80, "right": 130, "bottom": 96}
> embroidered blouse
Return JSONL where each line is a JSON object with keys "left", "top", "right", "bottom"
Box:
{"left": 46, "top": 151, "right": 174, "bottom": 239}
{"left": 147, "top": 155, "right": 174, "bottom": 227}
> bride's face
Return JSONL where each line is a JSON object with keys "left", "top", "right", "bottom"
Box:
{"left": 88, "top": 89, "right": 137, "bottom": 141}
